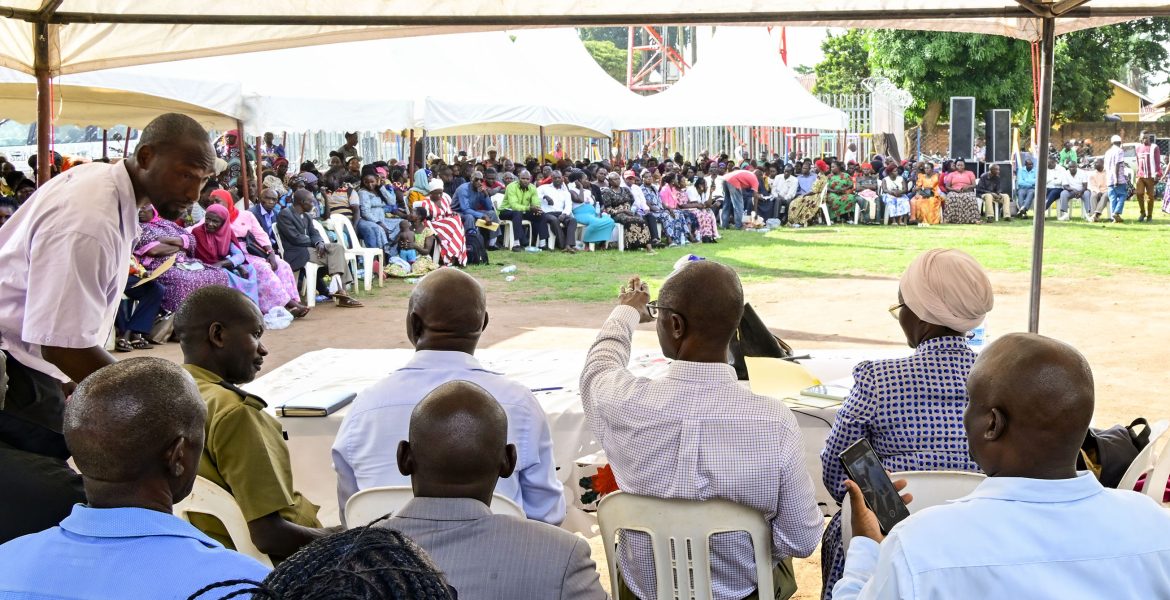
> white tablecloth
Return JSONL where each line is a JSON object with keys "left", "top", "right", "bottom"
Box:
{"left": 244, "top": 347, "right": 910, "bottom": 528}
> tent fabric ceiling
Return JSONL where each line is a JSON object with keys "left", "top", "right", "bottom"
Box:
{"left": 2, "top": 1, "right": 1168, "bottom": 75}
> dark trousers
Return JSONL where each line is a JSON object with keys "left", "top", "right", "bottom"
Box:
{"left": 116, "top": 276, "right": 165, "bottom": 335}
{"left": 1044, "top": 188, "right": 1064, "bottom": 209}
{"left": 541, "top": 212, "right": 578, "bottom": 249}
{"left": 500, "top": 209, "right": 547, "bottom": 247}
{"left": 643, "top": 213, "right": 662, "bottom": 242}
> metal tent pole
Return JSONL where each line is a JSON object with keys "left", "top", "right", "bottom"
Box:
{"left": 1028, "top": 16, "right": 1056, "bottom": 334}
{"left": 34, "top": 21, "right": 52, "bottom": 186}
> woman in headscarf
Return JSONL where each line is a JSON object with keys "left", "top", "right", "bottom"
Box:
{"left": 208, "top": 190, "right": 308, "bottom": 318}
{"left": 191, "top": 204, "right": 260, "bottom": 306}
{"left": 817, "top": 248, "right": 993, "bottom": 599}
{"left": 786, "top": 159, "right": 831, "bottom": 227}
{"left": 567, "top": 170, "right": 616, "bottom": 250}
{"left": 418, "top": 179, "right": 467, "bottom": 266}
{"left": 824, "top": 161, "right": 859, "bottom": 222}
{"left": 941, "top": 159, "right": 982, "bottom": 224}
{"left": 133, "top": 204, "right": 233, "bottom": 313}
{"left": 406, "top": 167, "right": 433, "bottom": 209}
{"left": 599, "top": 171, "right": 654, "bottom": 253}
{"left": 911, "top": 161, "right": 944, "bottom": 225}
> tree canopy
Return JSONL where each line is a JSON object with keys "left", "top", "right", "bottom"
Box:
{"left": 583, "top": 39, "right": 629, "bottom": 84}
{"left": 813, "top": 29, "right": 871, "bottom": 96}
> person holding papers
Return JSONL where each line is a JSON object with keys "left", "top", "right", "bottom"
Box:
{"left": 176, "top": 285, "right": 332, "bottom": 562}
{"left": 817, "top": 249, "right": 993, "bottom": 599}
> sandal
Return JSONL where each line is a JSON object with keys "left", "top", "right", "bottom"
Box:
{"left": 114, "top": 339, "right": 134, "bottom": 353}
{"left": 289, "top": 305, "right": 312, "bottom": 319}
{"left": 336, "top": 295, "right": 364, "bottom": 308}
{"left": 130, "top": 337, "right": 153, "bottom": 350}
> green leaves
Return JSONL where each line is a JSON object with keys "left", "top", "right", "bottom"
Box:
{"left": 813, "top": 29, "right": 872, "bottom": 95}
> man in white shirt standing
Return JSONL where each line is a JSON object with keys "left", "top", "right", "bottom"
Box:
{"left": 332, "top": 269, "right": 565, "bottom": 526}
{"left": 1103, "top": 134, "right": 1128, "bottom": 223}
{"left": 536, "top": 170, "right": 578, "bottom": 253}
{"left": 1055, "top": 162, "right": 1091, "bottom": 221}
{"left": 0, "top": 113, "right": 216, "bottom": 543}
{"left": 833, "top": 333, "right": 1170, "bottom": 599}
{"left": 581, "top": 262, "right": 823, "bottom": 600}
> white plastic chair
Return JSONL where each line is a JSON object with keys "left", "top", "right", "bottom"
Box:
{"left": 840, "top": 470, "right": 986, "bottom": 549}
{"left": 329, "top": 215, "right": 384, "bottom": 292}
{"left": 1118, "top": 420, "right": 1170, "bottom": 505}
{"left": 597, "top": 491, "right": 773, "bottom": 600}
{"left": 271, "top": 220, "right": 320, "bottom": 307}
{"left": 344, "top": 485, "right": 524, "bottom": 528}
{"left": 313, "top": 219, "right": 357, "bottom": 293}
{"left": 173, "top": 476, "right": 273, "bottom": 567}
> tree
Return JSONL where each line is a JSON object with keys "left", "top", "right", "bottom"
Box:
{"left": 579, "top": 27, "right": 629, "bottom": 50}
{"left": 584, "top": 40, "right": 630, "bottom": 84}
{"left": 1051, "top": 19, "right": 1170, "bottom": 122}
{"left": 793, "top": 64, "right": 815, "bottom": 76}
{"left": 870, "top": 30, "right": 1032, "bottom": 130}
{"left": 813, "top": 29, "right": 871, "bottom": 95}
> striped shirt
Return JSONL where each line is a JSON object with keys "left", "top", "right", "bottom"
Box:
{"left": 580, "top": 306, "right": 823, "bottom": 600}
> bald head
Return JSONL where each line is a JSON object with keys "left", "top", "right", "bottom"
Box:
{"left": 965, "top": 333, "right": 1094, "bottom": 478}
{"left": 398, "top": 381, "right": 515, "bottom": 504}
{"left": 407, "top": 269, "right": 487, "bottom": 353}
{"left": 65, "top": 358, "right": 205, "bottom": 503}
{"left": 658, "top": 260, "right": 744, "bottom": 341}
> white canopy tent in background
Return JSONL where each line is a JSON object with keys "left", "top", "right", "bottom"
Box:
{"left": 632, "top": 27, "right": 846, "bottom": 131}
{"left": 5, "top": 1, "right": 1170, "bottom": 332}
{"left": 0, "top": 66, "right": 242, "bottom": 129}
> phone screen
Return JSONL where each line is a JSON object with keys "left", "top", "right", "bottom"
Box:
{"left": 838, "top": 439, "right": 911, "bottom": 534}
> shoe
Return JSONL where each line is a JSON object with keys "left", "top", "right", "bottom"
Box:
{"left": 1112, "top": 215, "right": 1124, "bottom": 223}
{"left": 1058, "top": 212, "right": 1070, "bottom": 222}
{"left": 486, "top": 245, "right": 500, "bottom": 251}
{"left": 511, "top": 245, "right": 523, "bottom": 252}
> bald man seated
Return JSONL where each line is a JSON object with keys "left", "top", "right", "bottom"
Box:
{"left": 381, "top": 381, "right": 606, "bottom": 600}
{"left": 177, "top": 286, "right": 332, "bottom": 562}
{"left": 333, "top": 269, "right": 564, "bottom": 525}
{"left": 833, "top": 333, "right": 1170, "bottom": 600}
{"left": 580, "top": 261, "right": 822, "bottom": 600}
{"left": 0, "top": 358, "right": 269, "bottom": 599}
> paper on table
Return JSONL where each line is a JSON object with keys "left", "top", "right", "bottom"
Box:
{"left": 132, "top": 254, "right": 176, "bottom": 287}
{"left": 745, "top": 356, "right": 821, "bottom": 398}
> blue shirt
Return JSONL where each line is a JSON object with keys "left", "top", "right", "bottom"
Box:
{"left": 453, "top": 181, "right": 493, "bottom": 217}
{"left": 0, "top": 504, "right": 269, "bottom": 599}
{"left": 833, "top": 473, "right": 1170, "bottom": 599}
{"left": 1017, "top": 166, "right": 1037, "bottom": 189}
{"left": 331, "top": 350, "right": 566, "bottom": 526}
{"left": 797, "top": 173, "right": 818, "bottom": 195}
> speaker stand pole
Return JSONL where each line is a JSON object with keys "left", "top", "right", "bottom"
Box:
{"left": 1027, "top": 17, "right": 1055, "bottom": 334}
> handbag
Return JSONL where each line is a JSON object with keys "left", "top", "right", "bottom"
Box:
{"left": 148, "top": 311, "right": 176, "bottom": 345}
{"left": 243, "top": 231, "right": 269, "bottom": 259}
{"left": 1076, "top": 418, "right": 1151, "bottom": 488}
{"left": 728, "top": 303, "right": 793, "bottom": 380}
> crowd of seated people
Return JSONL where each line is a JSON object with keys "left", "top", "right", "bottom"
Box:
{"left": 2, "top": 247, "right": 1170, "bottom": 599}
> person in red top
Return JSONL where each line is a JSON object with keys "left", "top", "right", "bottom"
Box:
{"left": 723, "top": 168, "right": 760, "bottom": 229}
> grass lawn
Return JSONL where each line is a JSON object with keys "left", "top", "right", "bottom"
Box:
{"left": 444, "top": 218, "right": 1170, "bottom": 303}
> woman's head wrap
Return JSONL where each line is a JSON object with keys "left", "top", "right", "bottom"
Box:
{"left": 899, "top": 249, "right": 994, "bottom": 333}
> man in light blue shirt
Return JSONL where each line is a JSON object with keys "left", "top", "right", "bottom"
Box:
{"left": 1014, "top": 158, "right": 1037, "bottom": 216}
{"left": 0, "top": 358, "right": 269, "bottom": 599}
{"left": 834, "top": 333, "right": 1170, "bottom": 599}
{"left": 332, "top": 269, "right": 565, "bottom": 525}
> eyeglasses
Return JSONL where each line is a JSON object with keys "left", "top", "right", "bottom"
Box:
{"left": 646, "top": 301, "right": 679, "bottom": 319}
{"left": 888, "top": 303, "right": 905, "bottom": 320}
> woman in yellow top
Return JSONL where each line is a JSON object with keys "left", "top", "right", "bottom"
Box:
{"left": 912, "top": 161, "right": 944, "bottom": 225}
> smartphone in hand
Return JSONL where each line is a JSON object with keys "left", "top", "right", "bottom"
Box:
{"left": 838, "top": 438, "right": 911, "bottom": 534}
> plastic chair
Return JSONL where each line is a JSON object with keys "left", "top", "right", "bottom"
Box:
{"left": 271, "top": 220, "right": 319, "bottom": 307}
{"left": 597, "top": 492, "right": 774, "bottom": 600}
{"left": 344, "top": 485, "right": 525, "bottom": 528}
{"left": 329, "top": 215, "right": 384, "bottom": 292}
{"left": 173, "top": 476, "right": 273, "bottom": 567}
{"left": 840, "top": 470, "right": 985, "bottom": 549}
{"left": 1118, "top": 420, "right": 1170, "bottom": 502}
{"left": 313, "top": 219, "right": 357, "bottom": 292}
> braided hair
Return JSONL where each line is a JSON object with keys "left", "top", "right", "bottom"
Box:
{"left": 187, "top": 526, "right": 455, "bottom": 600}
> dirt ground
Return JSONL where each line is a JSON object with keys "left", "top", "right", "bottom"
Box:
{"left": 139, "top": 269, "right": 1169, "bottom": 599}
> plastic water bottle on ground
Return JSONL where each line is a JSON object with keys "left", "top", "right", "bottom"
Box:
{"left": 500, "top": 265, "right": 518, "bottom": 274}
{"left": 505, "top": 275, "right": 516, "bottom": 282}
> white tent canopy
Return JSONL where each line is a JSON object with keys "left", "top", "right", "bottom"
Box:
{"left": 0, "top": 66, "right": 242, "bottom": 129}
{"left": 632, "top": 27, "right": 847, "bottom": 130}
{"left": 2, "top": 1, "right": 1168, "bottom": 77}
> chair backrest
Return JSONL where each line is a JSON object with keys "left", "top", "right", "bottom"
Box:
{"left": 173, "top": 476, "right": 273, "bottom": 567}
{"left": 270, "top": 220, "right": 286, "bottom": 257}
{"left": 329, "top": 215, "right": 365, "bottom": 251}
{"left": 1118, "top": 420, "right": 1170, "bottom": 494}
{"left": 343, "top": 485, "right": 525, "bottom": 528}
{"left": 840, "top": 470, "right": 985, "bottom": 548}
{"left": 311, "top": 218, "right": 330, "bottom": 243}
{"left": 597, "top": 492, "right": 773, "bottom": 600}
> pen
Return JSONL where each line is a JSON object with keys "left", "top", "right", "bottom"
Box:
{"left": 529, "top": 387, "right": 564, "bottom": 393}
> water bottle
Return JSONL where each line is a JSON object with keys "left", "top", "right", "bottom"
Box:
{"left": 505, "top": 275, "right": 516, "bottom": 282}
{"left": 500, "top": 265, "right": 518, "bottom": 274}
{"left": 966, "top": 319, "right": 988, "bottom": 351}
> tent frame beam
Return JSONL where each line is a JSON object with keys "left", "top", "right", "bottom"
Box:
{"left": 5, "top": 6, "right": 1170, "bottom": 26}
{"left": 1027, "top": 15, "right": 1056, "bottom": 334}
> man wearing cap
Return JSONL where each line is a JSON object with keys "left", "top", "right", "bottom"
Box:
{"left": 1103, "top": 134, "right": 1127, "bottom": 223}
{"left": 337, "top": 132, "right": 360, "bottom": 164}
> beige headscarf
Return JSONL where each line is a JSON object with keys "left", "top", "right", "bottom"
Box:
{"left": 899, "top": 249, "right": 994, "bottom": 333}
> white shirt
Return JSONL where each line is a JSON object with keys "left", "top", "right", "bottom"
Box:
{"left": 771, "top": 175, "right": 799, "bottom": 201}
{"left": 331, "top": 350, "right": 566, "bottom": 525}
{"left": 580, "top": 306, "right": 823, "bottom": 600}
{"left": 844, "top": 150, "right": 858, "bottom": 165}
{"left": 536, "top": 183, "right": 573, "bottom": 214}
{"left": 0, "top": 161, "right": 138, "bottom": 383}
{"left": 1104, "top": 144, "right": 1127, "bottom": 186}
{"left": 1044, "top": 165, "right": 1068, "bottom": 189}
{"left": 833, "top": 473, "right": 1170, "bottom": 600}
{"left": 1061, "top": 168, "right": 1090, "bottom": 192}
{"left": 628, "top": 183, "right": 649, "bottom": 213}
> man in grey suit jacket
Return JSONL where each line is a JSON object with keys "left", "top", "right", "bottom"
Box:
{"left": 382, "top": 380, "right": 607, "bottom": 600}
{"left": 276, "top": 189, "right": 361, "bottom": 307}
